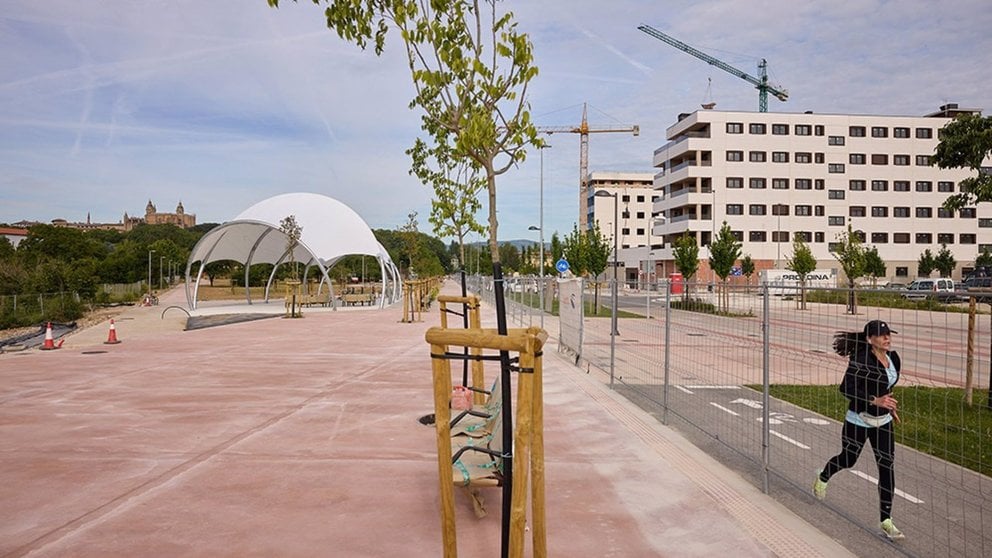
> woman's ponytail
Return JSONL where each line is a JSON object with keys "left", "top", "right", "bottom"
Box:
{"left": 832, "top": 331, "right": 866, "bottom": 357}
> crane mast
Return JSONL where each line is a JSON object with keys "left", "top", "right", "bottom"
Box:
{"left": 537, "top": 103, "right": 639, "bottom": 230}
{"left": 637, "top": 24, "right": 787, "bottom": 112}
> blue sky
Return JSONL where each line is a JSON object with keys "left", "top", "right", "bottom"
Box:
{"left": 2, "top": 0, "right": 990, "bottom": 243}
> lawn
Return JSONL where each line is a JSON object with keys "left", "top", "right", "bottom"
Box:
{"left": 762, "top": 384, "right": 992, "bottom": 478}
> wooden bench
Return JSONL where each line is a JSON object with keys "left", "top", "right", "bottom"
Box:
{"left": 341, "top": 293, "right": 376, "bottom": 306}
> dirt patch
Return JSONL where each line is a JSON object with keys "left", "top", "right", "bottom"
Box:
{"left": 0, "top": 305, "right": 128, "bottom": 344}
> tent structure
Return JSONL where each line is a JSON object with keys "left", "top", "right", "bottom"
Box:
{"left": 185, "top": 193, "right": 401, "bottom": 310}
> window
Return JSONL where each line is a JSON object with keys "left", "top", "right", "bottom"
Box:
{"left": 894, "top": 180, "right": 910, "bottom": 192}
{"left": 795, "top": 124, "right": 812, "bottom": 136}
{"left": 772, "top": 231, "right": 790, "bottom": 242}
{"left": 815, "top": 152, "right": 825, "bottom": 164}
{"left": 636, "top": 195, "right": 645, "bottom": 202}
{"left": 871, "top": 126, "right": 888, "bottom": 138}
{"left": 894, "top": 234, "right": 910, "bottom": 244}
{"left": 849, "top": 180, "right": 866, "bottom": 191}
{"left": 749, "top": 151, "right": 767, "bottom": 162}
{"left": 795, "top": 178, "right": 812, "bottom": 190}
{"left": 938, "top": 181, "right": 955, "bottom": 192}
{"left": 871, "top": 206, "right": 888, "bottom": 217}
{"left": 749, "top": 178, "right": 766, "bottom": 189}
{"left": 916, "top": 207, "right": 933, "bottom": 218}
{"left": 795, "top": 205, "right": 812, "bottom": 216}
{"left": 893, "top": 127, "right": 910, "bottom": 138}
{"left": 796, "top": 231, "right": 812, "bottom": 242}
{"left": 815, "top": 206, "right": 825, "bottom": 216}
{"left": 849, "top": 206, "right": 866, "bottom": 217}
{"left": 982, "top": 244, "right": 992, "bottom": 254}
{"left": 622, "top": 209, "right": 630, "bottom": 218}
{"left": 815, "top": 232, "right": 825, "bottom": 242}
{"left": 636, "top": 228, "right": 645, "bottom": 235}
{"left": 828, "top": 189, "right": 846, "bottom": 199}
{"left": 916, "top": 127, "right": 933, "bottom": 139}
{"left": 871, "top": 180, "right": 888, "bottom": 191}
{"left": 938, "top": 207, "right": 954, "bottom": 218}
{"left": 894, "top": 207, "right": 910, "bottom": 218}
{"left": 828, "top": 135, "right": 845, "bottom": 146}
{"left": 815, "top": 179, "right": 825, "bottom": 190}
{"left": 749, "top": 123, "right": 766, "bottom": 134}
{"left": 895, "top": 265, "right": 909, "bottom": 275}
{"left": 849, "top": 126, "right": 866, "bottom": 137}
{"left": 772, "top": 123, "right": 789, "bottom": 135}
{"left": 726, "top": 204, "right": 744, "bottom": 215}
{"left": 871, "top": 154, "right": 888, "bottom": 165}
{"left": 828, "top": 163, "right": 845, "bottom": 173}
{"left": 727, "top": 150, "right": 744, "bottom": 161}
{"left": 726, "top": 122, "right": 744, "bottom": 134}
{"left": 938, "top": 233, "right": 955, "bottom": 244}
{"left": 981, "top": 218, "right": 992, "bottom": 228}
{"left": 871, "top": 232, "right": 888, "bottom": 243}
{"left": 749, "top": 231, "right": 767, "bottom": 242}
{"left": 849, "top": 153, "right": 866, "bottom": 164}
{"left": 828, "top": 216, "right": 845, "bottom": 226}
{"left": 916, "top": 181, "right": 933, "bottom": 192}
{"left": 795, "top": 152, "right": 812, "bottom": 163}
{"left": 916, "top": 155, "right": 932, "bottom": 166}
{"left": 814, "top": 125, "right": 825, "bottom": 136}
{"left": 772, "top": 204, "right": 789, "bottom": 216}
{"left": 893, "top": 154, "right": 910, "bottom": 166}
{"left": 727, "top": 177, "right": 744, "bottom": 188}
{"left": 636, "top": 211, "right": 645, "bottom": 219}
{"left": 961, "top": 208, "right": 977, "bottom": 218}
{"left": 961, "top": 234, "right": 977, "bottom": 244}
{"left": 731, "top": 231, "right": 744, "bottom": 242}
{"left": 772, "top": 151, "right": 789, "bottom": 163}
{"left": 772, "top": 178, "right": 789, "bottom": 189}
{"left": 622, "top": 227, "right": 630, "bottom": 235}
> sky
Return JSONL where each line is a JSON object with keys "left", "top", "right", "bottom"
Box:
{"left": 2, "top": 0, "right": 991, "bottom": 244}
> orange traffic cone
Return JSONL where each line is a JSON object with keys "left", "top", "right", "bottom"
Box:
{"left": 104, "top": 319, "right": 121, "bottom": 345}
{"left": 40, "top": 322, "right": 59, "bottom": 350}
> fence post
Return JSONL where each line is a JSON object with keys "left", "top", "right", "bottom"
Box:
{"left": 663, "top": 280, "right": 671, "bottom": 426}
{"left": 761, "top": 283, "right": 771, "bottom": 494}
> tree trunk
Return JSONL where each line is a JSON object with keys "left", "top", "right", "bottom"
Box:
{"left": 485, "top": 165, "right": 500, "bottom": 264}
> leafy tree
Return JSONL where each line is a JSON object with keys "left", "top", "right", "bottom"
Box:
{"left": 740, "top": 254, "right": 755, "bottom": 293}
{"left": 549, "top": 232, "right": 563, "bottom": 272}
{"left": 498, "top": 243, "right": 521, "bottom": 273}
{"left": 976, "top": 249, "right": 992, "bottom": 268}
{"left": 932, "top": 113, "right": 992, "bottom": 211}
{"left": 271, "top": 0, "right": 541, "bottom": 268}
{"left": 279, "top": 215, "right": 303, "bottom": 282}
{"left": 831, "top": 225, "right": 865, "bottom": 314}
{"left": 0, "top": 237, "right": 14, "bottom": 262}
{"left": 863, "top": 246, "right": 886, "bottom": 287}
{"left": 935, "top": 244, "right": 957, "bottom": 278}
{"left": 399, "top": 212, "right": 420, "bottom": 277}
{"left": 561, "top": 224, "right": 610, "bottom": 309}
{"left": 708, "top": 222, "right": 741, "bottom": 312}
{"left": 786, "top": 236, "right": 817, "bottom": 309}
{"left": 673, "top": 233, "right": 699, "bottom": 302}
{"left": 918, "top": 249, "right": 936, "bottom": 277}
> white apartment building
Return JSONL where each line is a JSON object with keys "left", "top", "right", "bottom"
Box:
{"left": 651, "top": 104, "right": 989, "bottom": 282}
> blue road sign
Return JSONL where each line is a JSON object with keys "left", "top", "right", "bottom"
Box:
{"left": 555, "top": 258, "right": 570, "bottom": 274}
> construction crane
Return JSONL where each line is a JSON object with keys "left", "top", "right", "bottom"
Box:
{"left": 637, "top": 24, "right": 788, "bottom": 112}
{"left": 537, "top": 103, "right": 639, "bottom": 230}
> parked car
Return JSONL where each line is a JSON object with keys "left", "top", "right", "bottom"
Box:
{"left": 901, "top": 278, "right": 955, "bottom": 301}
{"left": 882, "top": 281, "right": 907, "bottom": 290}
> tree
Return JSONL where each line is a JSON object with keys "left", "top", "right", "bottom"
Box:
{"left": 831, "top": 225, "right": 865, "bottom": 314}
{"left": 935, "top": 244, "right": 957, "bottom": 278}
{"left": 549, "top": 232, "right": 562, "bottom": 274}
{"left": 976, "top": 249, "right": 992, "bottom": 269}
{"left": 561, "top": 224, "right": 610, "bottom": 310}
{"left": 708, "top": 222, "right": 741, "bottom": 312}
{"left": 786, "top": 236, "right": 817, "bottom": 310}
{"left": 399, "top": 212, "right": 420, "bottom": 277}
{"left": 863, "top": 246, "right": 886, "bottom": 288}
{"left": 740, "top": 254, "right": 755, "bottom": 293}
{"left": 918, "top": 249, "right": 936, "bottom": 277}
{"left": 279, "top": 215, "right": 303, "bottom": 280}
{"left": 271, "top": 0, "right": 541, "bottom": 267}
{"left": 932, "top": 113, "right": 992, "bottom": 211}
{"left": 673, "top": 233, "right": 699, "bottom": 302}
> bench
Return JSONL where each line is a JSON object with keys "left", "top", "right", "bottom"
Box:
{"left": 341, "top": 293, "right": 376, "bottom": 306}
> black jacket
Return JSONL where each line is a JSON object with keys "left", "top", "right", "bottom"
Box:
{"left": 839, "top": 348, "right": 901, "bottom": 418}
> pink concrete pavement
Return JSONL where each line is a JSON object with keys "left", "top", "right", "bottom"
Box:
{"left": 0, "top": 283, "right": 851, "bottom": 557}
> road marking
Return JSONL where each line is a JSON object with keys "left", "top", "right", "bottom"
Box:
{"left": 848, "top": 470, "right": 925, "bottom": 504}
{"left": 675, "top": 385, "right": 694, "bottom": 394}
{"left": 802, "top": 418, "right": 830, "bottom": 425}
{"left": 731, "top": 398, "right": 763, "bottom": 409}
{"left": 769, "top": 430, "right": 810, "bottom": 449}
{"left": 686, "top": 385, "right": 740, "bottom": 389}
{"left": 709, "top": 402, "right": 740, "bottom": 416}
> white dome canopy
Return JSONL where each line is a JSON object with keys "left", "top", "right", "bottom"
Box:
{"left": 185, "top": 193, "right": 399, "bottom": 309}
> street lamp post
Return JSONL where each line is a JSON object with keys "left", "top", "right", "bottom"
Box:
{"left": 594, "top": 189, "right": 620, "bottom": 388}
{"left": 147, "top": 249, "right": 156, "bottom": 294}
{"left": 160, "top": 256, "right": 165, "bottom": 290}
{"left": 528, "top": 225, "right": 544, "bottom": 329}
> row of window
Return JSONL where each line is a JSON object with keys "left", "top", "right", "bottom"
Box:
{"left": 843, "top": 180, "right": 959, "bottom": 192}
{"left": 725, "top": 230, "right": 975, "bottom": 245}
{"left": 726, "top": 122, "right": 934, "bottom": 139}
{"left": 724, "top": 177, "right": 962, "bottom": 194}
{"left": 724, "top": 203, "right": 976, "bottom": 219}
{"left": 725, "top": 150, "right": 933, "bottom": 166}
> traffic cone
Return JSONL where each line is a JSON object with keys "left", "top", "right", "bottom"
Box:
{"left": 40, "top": 322, "right": 59, "bottom": 350}
{"left": 104, "top": 319, "right": 121, "bottom": 345}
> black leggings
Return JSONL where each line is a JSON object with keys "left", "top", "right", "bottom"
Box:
{"left": 821, "top": 420, "right": 895, "bottom": 522}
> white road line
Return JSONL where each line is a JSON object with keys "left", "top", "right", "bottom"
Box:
{"left": 848, "top": 470, "right": 925, "bottom": 504}
{"left": 769, "top": 429, "right": 811, "bottom": 449}
{"left": 675, "top": 385, "right": 694, "bottom": 394}
{"left": 709, "top": 402, "right": 740, "bottom": 416}
{"left": 686, "top": 385, "right": 740, "bottom": 389}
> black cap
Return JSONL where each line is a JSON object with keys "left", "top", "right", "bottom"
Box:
{"left": 864, "top": 320, "right": 897, "bottom": 337}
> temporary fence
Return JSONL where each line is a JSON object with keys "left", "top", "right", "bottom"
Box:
{"left": 0, "top": 291, "right": 84, "bottom": 328}
{"left": 470, "top": 273, "right": 991, "bottom": 558}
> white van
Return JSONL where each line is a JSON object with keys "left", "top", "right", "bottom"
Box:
{"left": 902, "top": 278, "right": 955, "bottom": 301}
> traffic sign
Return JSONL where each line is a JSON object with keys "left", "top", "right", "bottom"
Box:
{"left": 555, "top": 258, "right": 570, "bottom": 274}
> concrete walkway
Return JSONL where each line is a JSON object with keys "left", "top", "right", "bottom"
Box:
{"left": 0, "top": 283, "right": 853, "bottom": 557}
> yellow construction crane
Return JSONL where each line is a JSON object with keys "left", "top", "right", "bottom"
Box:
{"left": 537, "top": 103, "right": 639, "bottom": 230}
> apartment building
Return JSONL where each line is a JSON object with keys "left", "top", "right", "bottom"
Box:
{"left": 586, "top": 171, "right": 660, "bottom": 249}
{"left": 651, "top": 104, "right": 988, "bottom": 282}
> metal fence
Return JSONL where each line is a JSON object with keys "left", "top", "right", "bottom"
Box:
{"left": 471, "top": 273, "right": 991, "bottom": 558}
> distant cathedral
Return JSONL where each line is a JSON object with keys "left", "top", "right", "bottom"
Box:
{"left": 122, "top": 200, "right": 196, "bottom": 231}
